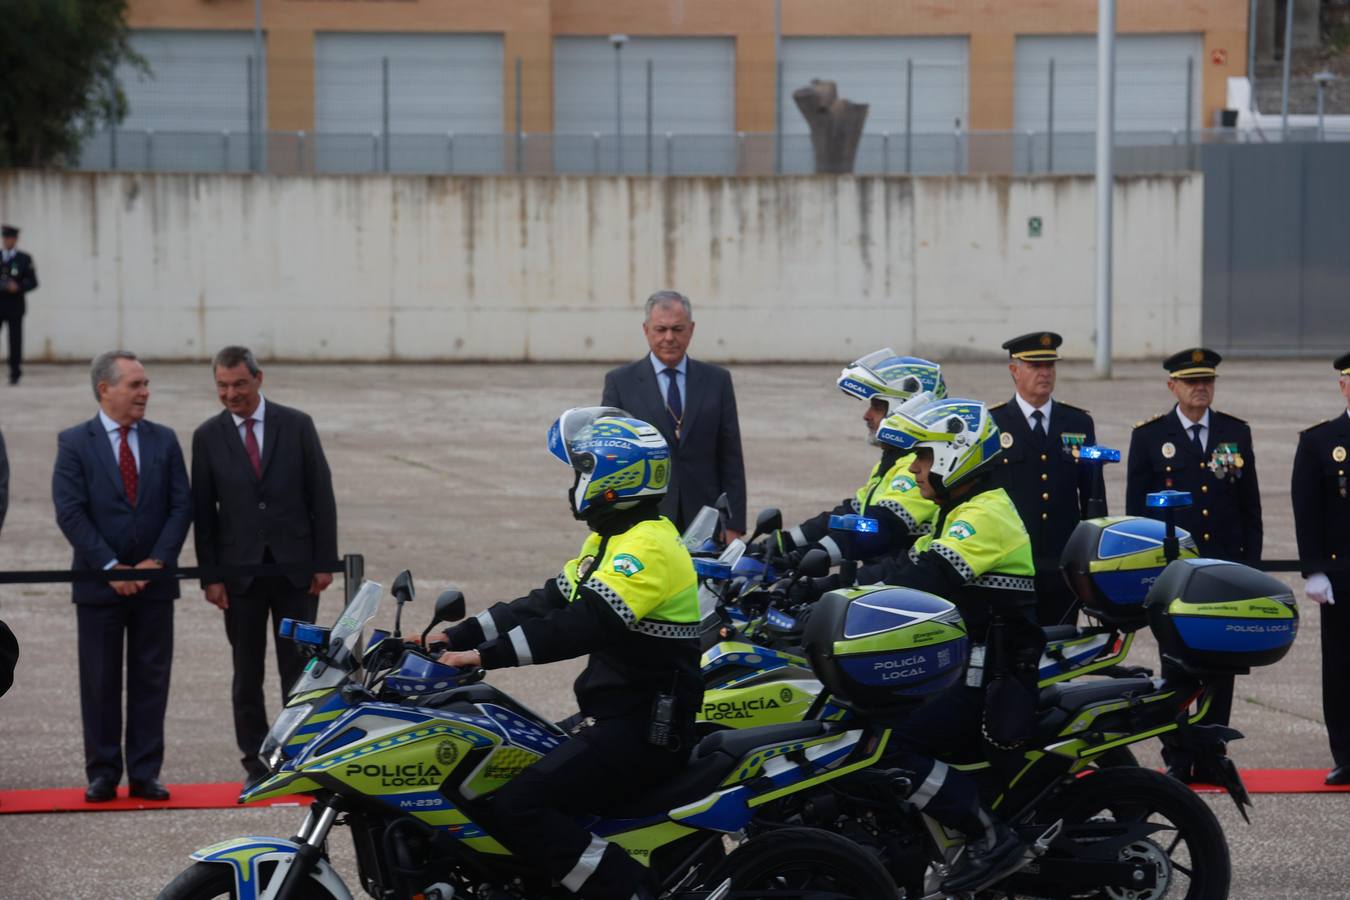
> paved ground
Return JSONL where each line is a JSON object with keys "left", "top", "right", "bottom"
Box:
{"left": 0, "top": 359, "right": 1346, "bottom": 898}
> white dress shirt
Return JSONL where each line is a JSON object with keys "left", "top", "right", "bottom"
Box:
{"left": 649, "top": 352, "right": 687, "bottom": 413}
{"left": 98, "top": 409, "right": 140, "bottom": 472}
{"left": 1175, "top": 406, "right": 1211, "bottom": 452}
{"left": 1014, "top": 393, "right": 1053, "bottom": 433}
{"left": 230, "top": 394, "right": 266, "bottom": 456}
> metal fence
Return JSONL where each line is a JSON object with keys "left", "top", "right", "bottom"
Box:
{"left": 74, "top": 124, "right": 1350, "bottom": 178}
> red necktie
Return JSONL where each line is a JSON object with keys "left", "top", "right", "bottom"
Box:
{"left": 244, "top": 418, "right": 262, "bottom": 478}
{"left": 118, "top": 425, "right": 138, "bottom": 505}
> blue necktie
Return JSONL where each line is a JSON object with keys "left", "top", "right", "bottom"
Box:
{"left": 664, "top": 367, "right": 683, "bottom": 438}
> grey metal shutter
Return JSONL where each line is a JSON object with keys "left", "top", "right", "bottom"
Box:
{"left": 552, "top": 37, "right": 735, "bottom": 174}
{"left": 780, "top": 37, "right": 969, "bottom": 174}
{"left": 314, "top": 32, "right": 504, "bottom": 173}
{"left": 83, "top": 30, "right": 262, "bottom": 171}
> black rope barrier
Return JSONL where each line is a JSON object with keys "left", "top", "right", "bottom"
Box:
{"left": 0, "top": 554, "right": 367, "bottom": 599}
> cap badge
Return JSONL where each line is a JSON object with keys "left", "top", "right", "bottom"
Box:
{"left": 1039, "top": 333, "right": 1053, "bottom": 347}
{"left": 1191, "top": 349, "right": 1205, "bottom": 364}
{"left": 1161, "top": 442, "right": 1176, "bottom": 459}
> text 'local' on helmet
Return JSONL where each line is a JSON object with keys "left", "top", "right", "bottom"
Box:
{"left": 547, "top": 406, "right": 671, "bottom": 518}
{"left": 836, "top": 349, "right": 948, "bottom": 409}
{"left": 874, "top": 395, "right": 1002, "bottom": 494}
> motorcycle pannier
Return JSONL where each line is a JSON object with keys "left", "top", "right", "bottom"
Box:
{"left": 1144, "top": 558, "right": 1298, "bottom": 673}
{"left": 802, "top": 586, "right": 969, "bottom": 711}
{"left": 1060, "top": 516, "right": 1198, "bottom": 630}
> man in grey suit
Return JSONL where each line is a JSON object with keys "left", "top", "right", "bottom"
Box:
{"left": 52, "top": 351, "right": 191, "bottom": 802}
{"left": 191, "top": 346, "right": 338, "bottom": 781}
{"left": 602, "top": 291, "right": 747, "bottom": 536}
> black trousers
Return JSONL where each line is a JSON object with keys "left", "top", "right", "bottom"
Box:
{"left": 223, "top": 574, "right": 317, "bottom": 770}
{"left": 75, "top": 598, "right": 174, "bottom": 783}
{"left": 0, "top": 305, "right": 21, "bottom": 381}
{"left": 476, "top": 715, "right": 686, "bottom": 900}
{"left": 1322, "top": 602, "right": 1350, "bottom": 767}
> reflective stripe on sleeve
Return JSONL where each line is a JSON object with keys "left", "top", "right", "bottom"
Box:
{"left": 561, "top": 834, "right": 610, "bottom": 892}
{"left": 635, "top": 619, "right": 701, "bottom": 640}
{"left": 874, "top": 498, "right": 922, "bottom": 535}
{"left": 931, "top": 542, "right": 976, "bottom": 582}
{"left": 507, "top": 627, "right": 533, "bottom": 666}
{"left": 557, "top": 569, "right": 575, "bottom": 599}
{"left": 818, "top": 534, "right": 843, "bottom": 565}
{"left": 789, "top": 525, "right": 808, "bottom": 547}
{"left": 585, "top": 580, "right": 638, "bottom": 628}
{"left": 973, "top": 573, "right": 1035, "bottom": 591}
{"left": 475, "top": 610, "right": 498, "bottom": 642}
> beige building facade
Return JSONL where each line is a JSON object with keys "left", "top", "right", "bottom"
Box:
{"left": 128, "top": 0, "right": 1249, "bottom": 135}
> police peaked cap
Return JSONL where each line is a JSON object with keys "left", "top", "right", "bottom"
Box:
{"left": 1335, "top": 351, "right": 1350, "bottom": 375}
{"left": 1165, "top": 347, "right": 1222, "bottom": 379}
{"left": 0, "top": 225, "right": 17, "bottom": 238}
{"left": 1002, "top": 331, "right": 1062, "bottom": 362}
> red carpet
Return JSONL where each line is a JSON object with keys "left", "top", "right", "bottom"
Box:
{"left": 0, "top": 782, "right": 312, "bottom": 814}
{"left": 0, "top": 771, "right": 1346, "bottom": 814}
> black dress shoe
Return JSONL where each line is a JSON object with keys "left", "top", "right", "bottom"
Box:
{"left": 129, "top": 777, "right": 171, "bottom": 801}
{"left": 1326, "top": 766, "right": 1350, "bottom": 786}
{"left": 85, "top": 777, "right": 118, "bottom": 803}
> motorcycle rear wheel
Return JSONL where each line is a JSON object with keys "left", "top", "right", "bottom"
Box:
{"left": 705, "top": 826, "right": 897, "bottom": 898}
{"left": 1015, "top": 766, "right": 1230, "bottom": 900}
{"left": 156, "top": 861, "right": 340, "bottom": 900}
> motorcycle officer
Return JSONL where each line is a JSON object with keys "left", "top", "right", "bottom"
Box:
{"left": 772, "top": 350, "right": 945, "bottom": 565}
{"left": 435, "top": 408, "right": 702, "bottom": 900}
{"left": 795, "top": 394, "right": 1042, "bottom": 893}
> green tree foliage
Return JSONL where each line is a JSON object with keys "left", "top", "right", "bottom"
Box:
{"left": 0, "top": 0, "right": 142, "bottom": 167}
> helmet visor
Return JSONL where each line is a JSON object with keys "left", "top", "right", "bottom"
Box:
{"left": 547, "top": 406, "right": 630, "bottom": 465}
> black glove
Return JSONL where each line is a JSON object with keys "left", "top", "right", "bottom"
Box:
{"left": 788, "top": 574, "right": 840, "bottom": 606}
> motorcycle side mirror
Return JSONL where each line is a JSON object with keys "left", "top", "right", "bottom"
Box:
{"left": 797, "top": 548, "right": 830, "bottom": 579}
{"left": 420, "top": 588, "right": 466, "bottom": 648}
{"left": 750, "top": 508, "right": 782, "bottom": 542}
{"left": 391, "top": 570, "right": 415, "bottom": 638}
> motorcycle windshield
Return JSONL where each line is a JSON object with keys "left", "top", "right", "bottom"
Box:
{"left": 681, "top": 506, "right": 720, "bottom": 549}
{"left": 290, "top": 580, "right": 383, "bottom": 694}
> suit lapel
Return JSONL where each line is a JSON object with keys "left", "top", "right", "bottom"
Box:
{"left": 136, "top": 421, "right": 159, "bottom": 502}
{"left": 89, "top": 417, "right": 129, "bottom": 504}
{"left": 679, "top": 359, "right": 703, "bottom": 441}
{"left": 259, "top": 404, "right": 280, "bottom": 477}
{"left": 633, "top": 361, "right": 677, "bottom": 446}
{"left": 1003, "top": 397, "right": 1034, "bottom": 449}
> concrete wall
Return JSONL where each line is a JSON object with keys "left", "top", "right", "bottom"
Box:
{"left": 0, "top": 170, "right": 1201, "bottom": 362}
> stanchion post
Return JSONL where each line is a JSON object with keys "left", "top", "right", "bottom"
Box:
{"left": 344, "top": 553, "right": 365, "bottom": 603}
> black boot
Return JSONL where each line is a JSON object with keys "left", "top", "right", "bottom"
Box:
{"left": 941, "top": 820, "right": 1030, "bottom": 893}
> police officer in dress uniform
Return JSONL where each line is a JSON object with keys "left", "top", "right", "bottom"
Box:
{"left": 988, "top": 332, "right": 1104, "bottom": 625}
{"left": 1126, "top": 347, "right": 1263, "bottom": 783}
{"left": 0, "top": 224, "right": 39, "bottom": 385}
{"left": 1290, "top": 352, "right": 1350, "bottom": 786}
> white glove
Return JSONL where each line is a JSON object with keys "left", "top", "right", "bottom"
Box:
{"left": 1307, "top": 573, "right": 1335, "bottom": 606}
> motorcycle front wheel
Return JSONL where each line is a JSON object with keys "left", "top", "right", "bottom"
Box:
{"left": 156, "top": 860, "right": 341, "bottom": 900}
{"left": 1019, "top": 766, "right": 1231, "bottom": 900}
{"left": 705, "top": 826, "right": 897, "bottom": 898}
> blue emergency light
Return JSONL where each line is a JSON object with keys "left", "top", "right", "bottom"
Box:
{"left": 279, "top": 617, "right": 331, "bottom": 647}
{"left": 1146, "top": 490, "right": 1193, "bottom": 508}
{"left": 829, "top": 514, "right": 880, "bottom": 534}
{"left": 693, "top": 559, "right": 734, "bottom": 580}
{"left": 1078, "top": 445, "right": 1121, "bottom": 463}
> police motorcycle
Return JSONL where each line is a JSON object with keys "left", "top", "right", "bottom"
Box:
{"left": 694, "top": 496, "right": 1201, "bottom": 738}
{"left": 744, "top": 538, "right": 1298, "bottom": 899}
{"left": 157, "top": 572, "right": 902, "bottom": 900}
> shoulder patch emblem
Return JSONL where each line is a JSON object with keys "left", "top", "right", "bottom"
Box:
{"left": 890, "top": 474, "right": 918, "bottom": 493}
{"left": 947, "top": 520, "right": 977, "bottom": 541}
{"left": 1335, "top": 446, "right": 1347, "bottom": 463}
{"left": 612, "top": 553, "right": 645, "bottom": 577}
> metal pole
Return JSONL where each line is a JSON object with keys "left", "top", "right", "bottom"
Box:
{"left": 1185, "top": 56, "right": 1194, "bottom": 163}
{"left": 146, "top": 129, "right": 154, "bottom": 171}
{"left": 1281, "top": 0, "right": 1293, "bottom": 139}
{"left": 1247, "top": 0, "right": 1259, "bottom": 112}
{"left": 246, "top": 56, "right": 255, "bottom": 172}
{"left": 905, "top": 59, "right": 913, "bottom": 173}
{"left": 447, "top": 131, "right": 455, "bottom": 174}
{"left": 253, "top": 0, "right": 263, "bottom": 172}
{"left": 614, "top": 41, "right": 624, "bottom": 173}
{"left": 665, "top": 131, "right": 673, "bottom": 176}
{"left": 221, "top": 129, "right": 229, "bottom": 170}
{"left": 1047, "top": 58, "right": 1056, "bottom": 172}
{"left": 1317, "top": 79, "right": 1326, "bottom": 139}
{"left": 1094, "top": 0, "right": 1116, "bottom": 378}
{"left": 1026, "top": 129, "right": 1035, "bottom": 174}
{"left": 646, "top": 59, "right": 654, "bottom": 175}
{"left": 593, "top": 131, "right": 601, "bottom": 174}
{"left": 882, "top": 131, "right": 890, "bottom": 175}
{"left": 774, "top": 0, "right": 783, "bottom": 175}
{"left": 296, "top": 130, "right": 305, "bottom": 173}
{"left": 515, "top": 57, "right": 523, "bottom": 173}
{"left": 381, "top": 57, "right": 391, "bottom": 172}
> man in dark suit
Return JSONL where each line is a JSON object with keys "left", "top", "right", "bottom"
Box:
{"left": 0, "top": 224, "right": 39, "bottom": 385}
{"left": 988, "top": 332, "right": 1104, "bottom": 625}
{"left": 192, "top": 346, "right": 338, "bottom": 781}
{"left": 601, "top": 291, "right": 747, "bottom": 536}
{"left": 1126, "top": 347, "right": 1262, "bottom": 783}
{"left": 1290, "top": 352, "right": 1350, "bottom": 786}
{"left": 52, "top": 351, "right": 191, "bottom": 802}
